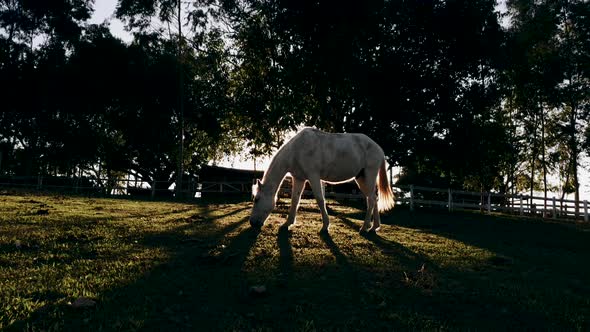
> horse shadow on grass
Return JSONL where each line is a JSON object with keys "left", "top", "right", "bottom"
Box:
{"left": 340, "top": 214, "right": 434, "bottom": 269}
{"left": 276, "top": 227, "right": 293, "bottom": 287}
{"left": 277, "top": 224, "right": 361, "bottom": 295}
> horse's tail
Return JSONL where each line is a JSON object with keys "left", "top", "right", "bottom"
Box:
{"left": 377, "top": 160, "right": 395, "bottom": 212}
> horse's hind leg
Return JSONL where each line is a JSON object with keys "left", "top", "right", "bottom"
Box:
{"left": 370, "top": 202, "right": 381, "bottom": 232}
{"left": 283, "top": 177, "right": 306, "bottom": 229}
{"left": 355, "top": 175, "right": 377, "bottom": 232}
{"left": 308, "top": 177, "right": 330, "bottom": 233}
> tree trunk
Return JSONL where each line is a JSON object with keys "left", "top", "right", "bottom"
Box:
{"left": 175, "top": 0, "right": 185, "bottom": 200}
{"left": 570, "top": 102, "right": 580, "bottom": 218}
{"left": 541, "top": 104, "right": 547, "bottom": 215}
{"left": 560, "top": 169, "right": 570, "bottom": 212}
{"left": 570, "top": 115, "right": 580, "bottom": 218}
{"left": 508, "top": 95, "right": 516, "bottom": 210}
{"left": 530, "top": 112, "right": 537, "bottom": 203}
{"left": 563, "top": 1, "right": 579, "bottom": 218}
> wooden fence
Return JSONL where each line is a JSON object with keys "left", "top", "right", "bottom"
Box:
{"left": 397, "top": 185, "right": 589, "bottom": 222}
{"left": 2, "top": 175, "right": 588, "bottom": 222}
{"left": 243, "top": 180, "right": 589, "bottom": 222}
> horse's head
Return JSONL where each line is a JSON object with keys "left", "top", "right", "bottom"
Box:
{"left": 249, "top": 179, "right": 276, "bottom": 229}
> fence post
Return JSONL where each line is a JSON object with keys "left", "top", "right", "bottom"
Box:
{"left": 552, "top": 197, "right": 556, "bottom": 219}
{"left": 151, "top": 180, "right": 156, "bottom": 199}
{"left": 448, "top": 188, "right": 452, "bottom": 212}
{"left": 584, "top": 200, "right": 588, "bottom": 222}
{"left": 410, "top": 185, "right": 414, "bottom": 212}
{"left": 487, "top": 192, "right": 492, "bottom": 214}
{"left": 519, "top": 195, "right": 523, "bottom": 216}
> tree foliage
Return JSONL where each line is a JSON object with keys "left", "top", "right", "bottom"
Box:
{"left": 0, "top": 0, "right": 588, "bottom": 198}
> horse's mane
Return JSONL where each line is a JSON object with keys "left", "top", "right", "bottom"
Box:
{"left": 261, "top": 139, "right": 290, "bottom": 184}
{"left": 259, "top": 128, "right": 317, "bottom": 184}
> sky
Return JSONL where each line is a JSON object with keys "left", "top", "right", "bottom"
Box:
{"left": 89, "top": 0, "right": 133, "bottom": 42}
{"left": 89, "top": 1, "right": 589, "bottom": 201}
{"left": 91, "top": 0, "right": 511, "bottom": 43}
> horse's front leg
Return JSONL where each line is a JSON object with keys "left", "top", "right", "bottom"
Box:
{"left": 308, "top": 177, "right": 330, "bottom": 233}
{"left": 282, "top": 177, "right": 306, "bottom": 229}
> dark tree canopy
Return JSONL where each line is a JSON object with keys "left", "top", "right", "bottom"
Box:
{"left": 0, "top": 0, "right": 588, "bottom": 198}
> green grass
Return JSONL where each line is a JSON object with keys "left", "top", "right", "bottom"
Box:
{"left": 1, "top": 190, "right": 590, "bottom": 331}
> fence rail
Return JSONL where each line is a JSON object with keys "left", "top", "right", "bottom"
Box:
{"left": 396, "top": 184, "right": 589, "bottom": 222}
{"left": 1, "top": 175, "right": 588, "bottom": 222}
{"left": 0, "top": 175, "right": 190, "bottom": 198}
{"left": 199, "top": 181, "right": 251, "bottom": 193}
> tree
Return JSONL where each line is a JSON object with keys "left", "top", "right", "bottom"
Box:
{"left": 507, "top": 0, "right": 590, "bottom": 215}
{"left": 0, "top": 0, "right": 94, "bottom": 178}
{"left": 555, "top": 0, "right": 590, "bottom": 216}
{"left": 116, "top": 0, "right": 242, "bottom": 196}
{"left": 223, "top": 0, "right": 509, "bottom": 191}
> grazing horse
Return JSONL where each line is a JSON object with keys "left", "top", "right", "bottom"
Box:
{"left": 249, "top": 127, "right": 395, "bottom": 233}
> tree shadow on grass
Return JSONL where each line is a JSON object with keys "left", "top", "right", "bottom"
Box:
{"left": 7, "top": 207, "right": 261, "bottom": 332}
{"left": 121, "top": 221, "right": 263, "bottom": 330}
{"left": 334, "top": 204, "right": 590, "bottom": 274}
{"left": 9, "top": 201, "right": 590, "bottom": 331}
{"left": 380, "top": 208, "right": 590, "bottom": 276}
{"left": 330, "top": 204, "right": 590, "bottom": 330}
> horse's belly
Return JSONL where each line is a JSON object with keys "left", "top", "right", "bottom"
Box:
{"left": 320, "top": 166, "right": 361, "bottom": 183}
{"left": 289, "top": 164, "right": 358, "bottom": 183}
{"left": 322, "top": 176, "right": 356, "bottom": 185}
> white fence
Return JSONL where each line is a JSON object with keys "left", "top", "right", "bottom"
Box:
{"left": 0, "top": 175, "right": 189, "bottom": 198}
{"left": 199, "top": 181, "right": 251, "bottom": 194}
{"left": 395, "top": 185, "right": 589, "bottom": 222}
{"left": 276, "top": 183, "right": 589, "bottom": 222}
{"left": 2, "top": 175, "right": 588, "bottom": 222}
{"left": 198, "top": 179, "right": 589, "bottom": 222}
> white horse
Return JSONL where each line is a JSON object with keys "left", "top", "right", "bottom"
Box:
{"left": 249, "top": 127, "right": 395, "bottom": 233}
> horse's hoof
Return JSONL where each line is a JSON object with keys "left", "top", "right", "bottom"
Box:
{"left": 359, "top": 227, "right": 369, "bottom": 234}
{"left": 368, "top": 226, "right": 380, "bottom": 233}
{"left": 319, "top": 227, "right": 329, "bottom": 234}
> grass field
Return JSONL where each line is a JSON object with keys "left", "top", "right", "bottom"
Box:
{"left": 1, "top": 190, "right": 590, "bottom": 331}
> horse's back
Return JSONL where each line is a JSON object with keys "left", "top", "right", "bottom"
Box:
{"left": 295, "top": 127, "right": 383, "bottom": 155}
{"left": 286, "top": 128, "right": 384, "bottom": 182}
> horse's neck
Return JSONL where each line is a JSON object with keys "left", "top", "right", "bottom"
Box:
{"left": 262, "top": 150, "right": 289, "bottom": 195}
